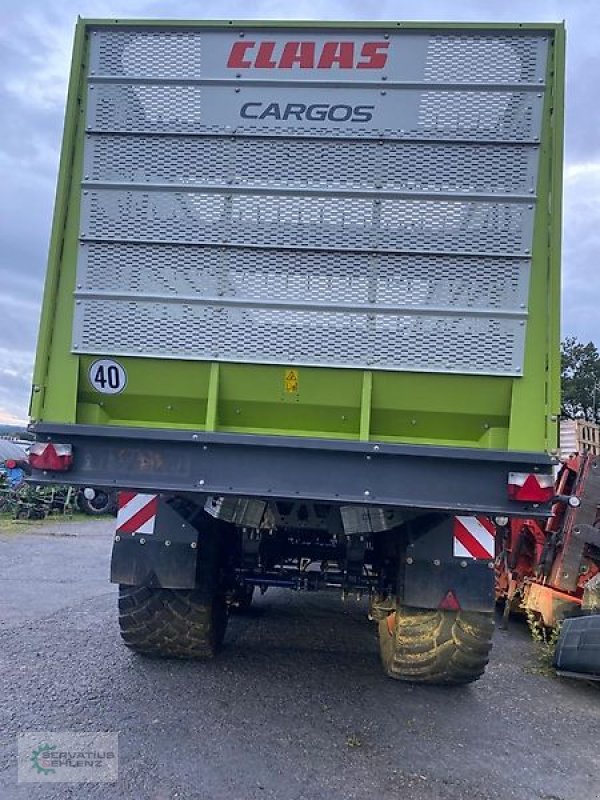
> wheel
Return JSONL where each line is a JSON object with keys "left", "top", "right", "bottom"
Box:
{"left": 379, "top": 605, "right": 494, "bottom": 685}
{"left": 117, "top": 511, "right": 228, "bottom": 658}
{"left": 78, "top": 489, "right": 117, "bottom": 516}
{"left": 118, "top": 585, "right": 227, "bottom": 658}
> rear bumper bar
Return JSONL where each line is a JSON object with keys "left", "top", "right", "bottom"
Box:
{"left": 29, "top": 423, "right": 555, "bottom": 517}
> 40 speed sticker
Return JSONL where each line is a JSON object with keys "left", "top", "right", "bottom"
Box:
{"left": 88, "top": 359, "right": 127, "bottom": 395}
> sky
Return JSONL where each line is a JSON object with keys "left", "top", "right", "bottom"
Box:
{"left": 0, "top": 0, "right": 598, "bottom": 424}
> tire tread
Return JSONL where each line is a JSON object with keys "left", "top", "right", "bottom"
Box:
{"left": 118, "top": 585, "right": 226, "bottom": 659}
{"left": 379, "top": 605, "right": 494, "bottom": 685}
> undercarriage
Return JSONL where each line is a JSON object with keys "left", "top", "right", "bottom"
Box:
{"left": 112, "top": 494, "right": 496, "bottom": 685}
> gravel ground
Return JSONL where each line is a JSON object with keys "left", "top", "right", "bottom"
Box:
{"left": 0, "top": 517, "right": 598, "bottom": 800}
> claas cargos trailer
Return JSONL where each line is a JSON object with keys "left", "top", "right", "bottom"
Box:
{"left": 29, "top": 19, "right": 565, "bottom": 684}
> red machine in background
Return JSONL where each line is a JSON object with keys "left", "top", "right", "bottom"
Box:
{"left": 495, "top": 453, "right": 600, "bottom": 628}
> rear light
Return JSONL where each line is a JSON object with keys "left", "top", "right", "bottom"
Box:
{"left": 508, "top": 472, "right": 554, "bottom": 503}
{"left": 439, "top": 590, "right": 461, "bottom": 611}
{"left": 29, "top": 442, "right": 73, "bottom": 472}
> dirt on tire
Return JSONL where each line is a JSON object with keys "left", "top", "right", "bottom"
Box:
{"left": 379, "top": 605, "right": 494, "bottom": 685}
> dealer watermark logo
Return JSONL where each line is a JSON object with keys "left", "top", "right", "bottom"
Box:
{"left": 18, "top": 732, "right": 118, "bottom": 783}
{"left": 30, "top": 742, "right": 57, "bottom": 776}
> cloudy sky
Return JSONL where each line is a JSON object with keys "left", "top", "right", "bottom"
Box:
{"left": 0, "top": 0, "right": 598, "bottom": 424}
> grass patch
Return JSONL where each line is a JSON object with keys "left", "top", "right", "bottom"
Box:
{"left": 0, "top": 513, "right": 17, "bottom": 532}
{"left": 525, "top": 609, "right": 562, "bottom": 677}
{"left": 0, "top": 510, "right": 106, "bottom": 534}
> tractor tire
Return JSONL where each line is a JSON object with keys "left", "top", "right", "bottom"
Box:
{"left": 118, "top": 585, "right": 227, "bottom": 659}
{"left": 379, "top": 605, "right": 494, "bottom": 685}
{"left": 78, "top": 489, "right": 117, "bottom": 516}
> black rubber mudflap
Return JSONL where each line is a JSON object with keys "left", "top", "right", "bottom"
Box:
{"left": 554, "top": 614, "right": 600, "bottom": 680}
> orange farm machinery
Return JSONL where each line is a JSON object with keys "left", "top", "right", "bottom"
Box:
{"left": 495, "top": 452, "right": 600, "bottom": 628}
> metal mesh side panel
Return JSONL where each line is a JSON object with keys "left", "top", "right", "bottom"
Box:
{"left": 73, "top": 300, "right": 526, "bottom": 375}
{"left": 79, "top": 243, "right": 530, "bottom": 310}
{"left": 423, "top": 34, "right": 546, "bottom": 83}
{"left": 86, "top": 134, "right": 538, "bottom": 194}
{"left": 417, "top": 91, "right": 538, "bottom": 138}
{"left": 88, "top": 83, "right": 542, "bottom": 141}
{"left": 81, "top": 190, "right": 534, "bottom": 255}
{"left": 93, "top": 29, "right": 203, "bottom": 77}
{"left": 92, "top": 28, "right": 547, "bottom": 85}
{"left": 74, "top": 26, "right": 551, "bottom": 376}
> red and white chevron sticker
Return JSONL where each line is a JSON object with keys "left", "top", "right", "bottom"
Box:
{"left": 453, "top": 516, "right": 495, "bottom": 560}
{"left": 116, "top": 492, "right": 158, "bottom": 535}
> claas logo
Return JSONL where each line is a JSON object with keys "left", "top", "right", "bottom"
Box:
{"left": 227, "top": 40, "right": 390, "bottom": 70}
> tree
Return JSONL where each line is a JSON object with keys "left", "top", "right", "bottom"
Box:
{"left": 561, "top": 336, "right": 600, "bottom": 421}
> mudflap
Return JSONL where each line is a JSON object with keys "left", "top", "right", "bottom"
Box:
{"left": 110, "top": 494, "right": 199, "bottom": 588}
{"left": 402, "top": 514, "right": 495, "bottom": 612}
{"left": 553, "top": 614, "right": 600, "bottom": 680}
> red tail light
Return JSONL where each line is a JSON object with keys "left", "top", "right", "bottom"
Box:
{"left": 29, "top": 442, "right": 73, "bottom": 472}
{"left": 508, "top": 472, "right": 554, "bottom": 503}
{"left": 439, "top": 590, "right": 461, "bottom": 611}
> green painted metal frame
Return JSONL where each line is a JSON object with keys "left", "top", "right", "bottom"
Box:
{"left": 548, "top": 24, "right": 566, "bottom": 449}
{"left": 506, "top": 24, "right": 565, "bottom": 454}
{"left": 30, "top": 18, "right": 88, "bottom": 423}
{"left": 82, "top": 18, "right": 563, "bottom": 31}
{"left": 30, "top": 19, "right": 565, "bottom": 456}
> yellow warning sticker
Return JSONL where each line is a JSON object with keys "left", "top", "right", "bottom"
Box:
{"left": 284, "top": 368, "right": 299, "bottom": 394}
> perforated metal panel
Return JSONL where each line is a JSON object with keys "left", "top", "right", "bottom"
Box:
{"left": 73, "top": 301, "right": 526, "bottom": 374}
{"left": 94, "top": 30, "right": 204, "bottom": 77}
{"left": 89, "top": 28, "right": 548, "bottom": 84}
{"left": 79, "top": 243, "right": 530, "bottom": 310}
{"left": 87, "top": 84, "right": 543, "bottom": 141}
{"left": 86, "top": 135, "right": 539, "bottom": 194}
{"left": 80, "top": 190, "right": 533, "bottom": 254}
{"left": 73, "top": 25, "right": 551, "bottom": 376}
{"left": 423, "top": 34, "right": 546, "bottom": 83}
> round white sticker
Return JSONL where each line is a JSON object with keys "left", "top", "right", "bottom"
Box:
{"left": 88, "top": 359, "right": 127, "bottom": 395}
